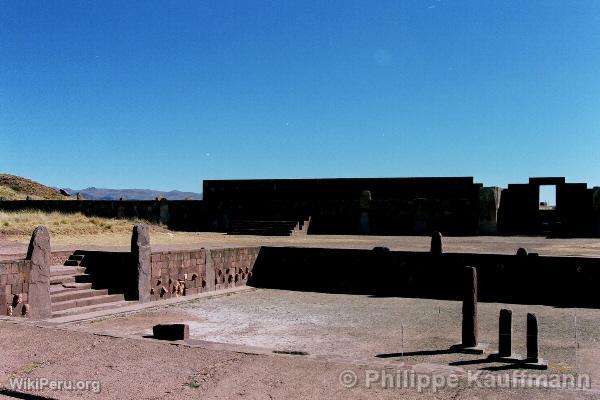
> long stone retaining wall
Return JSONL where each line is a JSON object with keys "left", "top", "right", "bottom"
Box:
{"left": 249, "top": 247, "right": 600, "bottom": 307}
{"left": 5, "top": 225, "right": 600, "bottom": 319}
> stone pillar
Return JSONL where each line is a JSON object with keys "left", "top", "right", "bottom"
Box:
{"left": 26, "top": 226, "right": 51, "bottom": 319}
{"left": 526, "top": 313, "right": 539, "bottom": 362}
{"left": 359, "top": 190, "right": 371, "bottom": 234}
{"left": 462, "top": 266, "right": 478, "bottom": 347}
{"left": 131, "top": 225, "right": 151, "bottom": 303}
{"left": 498, "top": 309, "right": 512, "bottom": 357}
{"left": 159, "top": 198, "right": 170, "bottom": 225}
{"left": 430, "top": 231, "right": 443, "bottom": 255}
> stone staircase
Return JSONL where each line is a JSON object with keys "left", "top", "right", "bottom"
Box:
{"left": 227, "top": 217, "right": 311, "bottom": 236}
{"left": 50, "top": 254, "right": 132, "bottom": 318}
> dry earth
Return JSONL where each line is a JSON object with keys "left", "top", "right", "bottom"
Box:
{"left": 2, "top": 232, "right": 600, "bottom": 259}
{"left": 0, "top": 316, "right": 598, "bottom": 400}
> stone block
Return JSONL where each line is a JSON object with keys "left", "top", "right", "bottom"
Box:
{"left": 153, "top": 324, "right": 189, "bottom": 341}
{"left": 11, "top": 283, "right": 22, "bottom": 294}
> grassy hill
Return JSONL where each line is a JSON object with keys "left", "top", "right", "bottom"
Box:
{"left": 0, "top": 174, "right": 70, "bottom": 200}
{"left": 0, "top": 173, "right": 202, "bottom": 201}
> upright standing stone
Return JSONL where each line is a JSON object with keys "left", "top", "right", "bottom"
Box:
{"left": 131, "top": 225, "right": 151, "bottom": 303}
{"left": 430, "top": 231, "right": 443, "bottom": 255}
{"left": 462, "top": 266, "right": 478, "bottom": 347}
{"left": 526, "top": 313, "right": 539, "bottom": 362}
{"left": 359, "top": 190, "right": 371, "bottom": 234}
{"left": 498, "top": 309, "right": 512, "bottom": 357}
{"left": 26, "top": 226, "right": 51, "bottom": 319}
{"left": 159, "top": 198, "right": 170, "bottom": 225}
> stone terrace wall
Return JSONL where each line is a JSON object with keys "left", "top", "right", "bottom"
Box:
{"left": 0, "top": 259, "right": 32, "bottom": 317}
{"left": 149, "top": 247, "right": 259, "bottom": 301}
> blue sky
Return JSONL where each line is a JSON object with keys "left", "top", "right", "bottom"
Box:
{"left": 1, "top": 1, "right": 599, "bottom": 192}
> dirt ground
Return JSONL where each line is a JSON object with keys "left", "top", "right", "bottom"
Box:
{"left": 2, "top": 232, "right": 600, "bottom": 259}
{"left": 69, "top": 289, "right": 600, "bottom": 381}
{"left": 0, "top": 291, "right": 598, "bottom": 399}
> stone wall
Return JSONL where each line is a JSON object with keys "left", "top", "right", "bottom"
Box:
{"left": 148, "top": 247, "right": 259, "bottom": 301}
{"left": 498, "top": 178, "right": 599, "bottom": 237}
{"left": 204, "top": 177, "right": 484, "bottom": 235}
{"left": 0, "top": 259, "right": 32, "bottom": 317}
{"left": 249, "top": 247, "right": 600, "bottom": 308}
{"left": 593, "top": 187, "right": 600, "bottom": 237}
{"left": 76, "top": 251, "right": 137, "bottom": 300}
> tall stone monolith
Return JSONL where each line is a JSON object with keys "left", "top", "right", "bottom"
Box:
{"left": 526, "top": 313, "right": 539, "bottom": 362}
{"left": 132, "top": 224, "right": 151, "bottom": 303}
{"left": 462, "top": 266, "right": 478, "bottom": 347}
{"left": 26, "top": 226, "right": 51, "bottom": 319}
{"left": 498, "top": 309, "right": 512, "bottom": 357}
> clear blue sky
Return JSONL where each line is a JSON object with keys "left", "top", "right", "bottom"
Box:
{"left": 1, "top": 1, "right": 599, "bottom": 192}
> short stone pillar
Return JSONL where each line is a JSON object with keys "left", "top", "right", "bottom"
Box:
{"left": 524, "top": 312, "right": 547, "bottom": 368}
{"left": 131, "top": 225, "right": 151, "bottom": 303}
{"left": 430, "top": 231, "right": 443, "bottom": 255}
{"left": 462, "top": 266, "right": 478, "bottom": 347}
{"left": 526, "top": 313, "right": 539, "bottom": 362}
{"left": 498, "top": 309, "right": 512, "bottom": 357}
{"left": 26, "top": 226, "right": 52, "bottom": 319}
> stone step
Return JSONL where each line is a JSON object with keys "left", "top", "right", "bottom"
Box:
{"left": 51, "top": 300, "right": 132, "bottom": 319}
{"left": 50, "top": 266, "right": 86, "bottom": 277}
{"left": 50, "top": 274, "right": 92, "bottom": 285}
{"left": 50, "top": 283, "right": 93, "bottom": 295}
{"left": 51, "top": 288, "right": 109, "bottom": 303}
{"left": 228, "top": 230, "right": 293, "bottom": 236}
{"left": 231, "top": 221, "right": 298, "bottom": 226}
{"left": 51, "top": 294, "right": 126, "bottom": 312}
{"left": 64, "top": 259, "right": 82, "bottom": 266}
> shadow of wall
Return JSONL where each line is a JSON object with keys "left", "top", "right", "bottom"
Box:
{"left": 248, "top": 247, "right": 600, "bottom": 308}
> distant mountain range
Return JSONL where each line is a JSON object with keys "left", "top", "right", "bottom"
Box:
{"left": 63, "top": 187, "right": 203, "bottom": 201}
